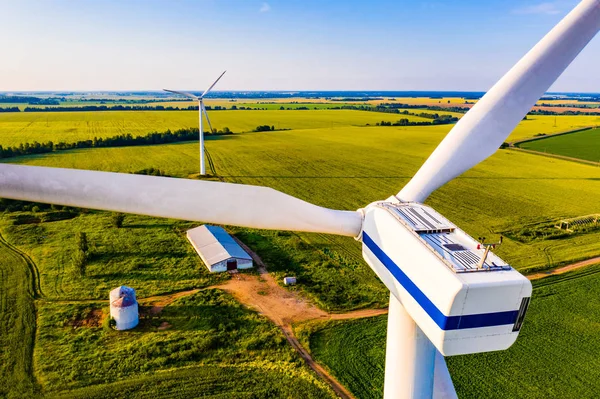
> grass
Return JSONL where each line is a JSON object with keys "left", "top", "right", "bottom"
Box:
{"left": 0, "top": 211, "right": 227, "bottom": 300}
{"left": 49, "top": 364, "right": 334, "bottom": 399}
{"left": 519, "top": 127, "right": 600, "bottom": 162}
{"left": 35, "top": 289, "right": 335, "bottom": 398}
{"left": 0, "top": 233, "right": 39, "bottom": 398}
{"left": 296, "top": 318, "right": 386, "bottom": 399}
{"left": 304, "top": 264, "right": 600, "bottom": 399}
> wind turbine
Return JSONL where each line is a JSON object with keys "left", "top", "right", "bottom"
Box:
{"left": 164, "top": 70, "right": 226, "bottom": 176}
{"left": 1, "top": 1, "right": 599, "bottom": 397}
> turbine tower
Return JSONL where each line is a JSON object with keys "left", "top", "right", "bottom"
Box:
{"left": 1, "top": 1, "right": 599, "bottom": 398}
{"left": 164, "top": 70, "right": 226, "bottom": 176}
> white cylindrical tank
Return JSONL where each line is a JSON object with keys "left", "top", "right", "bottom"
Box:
{"left": 109, "top": 286, "right": 139, "bottom": 330}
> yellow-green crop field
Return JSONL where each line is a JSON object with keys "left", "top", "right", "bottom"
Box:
{"left": 7, "top": 123, "right": 600, "bottom": 272}
{"left": 1, "top": 108, "right": 599, "bottom": 149}
{"left": 0, "top": 109, "right": 433, "bottom": 147}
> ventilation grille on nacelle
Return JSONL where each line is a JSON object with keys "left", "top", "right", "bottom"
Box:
{"left": 423, "top": 233, "right": 510, "bottom": 272}
{"left": 386, "top": 204, "right": 455, "bottom": 233}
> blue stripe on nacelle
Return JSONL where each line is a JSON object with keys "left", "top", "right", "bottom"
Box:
{"left": 362, "top": 232, "right": 518, "bottom": 331}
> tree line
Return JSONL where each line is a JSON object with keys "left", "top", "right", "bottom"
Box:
{"left": 333, "top": 103, "right": 471, "bottom": 114}
{"left": 0, "top": 107, "right": 20, "bottom": 113}
{"left": 529, "top": 109, "right": 600, "bottom": 116}
{"left": 0, "top": 104, "right": 271, "bottom": 113}
{"left": 374, "top": 110, "right": 459, "bottom": 126}
{"left": 0, "top": 95, "right": 60, "bottom": 105}
{"left": 0, "top": 127, "right": 232, "bottom": 159}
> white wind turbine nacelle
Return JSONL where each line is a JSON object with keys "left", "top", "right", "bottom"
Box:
{"left": 1, "top": 1, "right": 599, "bottom": 398}
{"left": 164, "top": 70, "right": 226, "bottom": 174}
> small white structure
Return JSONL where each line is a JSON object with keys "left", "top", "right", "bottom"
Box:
{"left": 109, "top": 285, "right": 139, "bottom": 330}
{"left": 283, "top": 277, "right": 297, "bottom": 285}
{"left": 187, "top": 225, "right": 253, "bottom": 273}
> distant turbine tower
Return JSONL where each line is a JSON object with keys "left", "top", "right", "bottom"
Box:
{"left": 164, "top": 70, "right": 226, "bottom": 176}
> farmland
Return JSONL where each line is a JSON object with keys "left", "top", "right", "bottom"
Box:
{"left": 0, "top": 98, "right": 599, "bottom": 398}
{"left": 519, "top": 127, "right": 600, "bottom": 163}
{"left": 1, "top": 106, "right": 599, "bottom": 150}
{"left": 305, "top": 264, "right": 600, "bottom": 399}
{"left": 0, "top": 109, "right": 432, "bottom": 148}
{"left": 7, "top": 124, "right": 600, "bottom": 273}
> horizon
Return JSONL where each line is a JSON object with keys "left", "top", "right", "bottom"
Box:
{"left": 1, "top": 0, "right": 598, "bottom": 92}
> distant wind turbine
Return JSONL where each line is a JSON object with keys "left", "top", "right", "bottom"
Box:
{"left": 164, "top": 70, "right": 226, "bottom": 176}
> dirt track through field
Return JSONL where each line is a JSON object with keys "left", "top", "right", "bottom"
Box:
{"left": 527, "top": 256, "right": 600, "bottom": 280}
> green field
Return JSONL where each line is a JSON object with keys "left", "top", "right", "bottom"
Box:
{"left": 7, "top": 125, "right": 600, "bottom": 273}
{"left": 1, "top": 105, "right": 600, "bottom": 398}
{"left": 0, "top": 212, "right": 227, "bottom": 301}
{"left": 520, "top": 127, "right": 600, "bottom": 162}
{"left": 0, "top": 109, "right": 432, "bottom": 148}
{"left": 305, "top": 265, "right": 600, "bottom": 399}
{"left": 0, "top": 233, "right": 40, "bottom": 398}
{"left": 35, "top": 290, "right": 334, "bottom": 398}
{"left": 1, "top": 108, "right": 598, "bottom": 150}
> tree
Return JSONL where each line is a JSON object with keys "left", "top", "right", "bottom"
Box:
{"left": 111, "top": 213, "right": 125, "bottom": 228}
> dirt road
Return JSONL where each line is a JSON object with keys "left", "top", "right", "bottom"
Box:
{"left": 527, "top": 256, "right": 600, "bottom": 280}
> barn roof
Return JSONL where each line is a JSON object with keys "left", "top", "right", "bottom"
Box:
{"left": 187, "top": 225, "right": 252, "bottom": 266}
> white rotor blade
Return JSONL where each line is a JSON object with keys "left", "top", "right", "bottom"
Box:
{"left": 0, "top": 164, "right": 362, "bottom": 237}
{"left": 398, "top": 0, "right": 600, "bottom": 203}
{"left": 163, "top": 89, "right": 198, "bottom": 100}
{"left": 201, "top": 102, "right": 214, "bottom": 133}
{"left": 200, "top": 70, "right": 227, "bottom": 99}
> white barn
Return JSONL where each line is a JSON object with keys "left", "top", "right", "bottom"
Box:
{"left": 187, "top": 225, "right": 253, "bottom": 273}
{"left": 109, "top": 285, "right": 139, "bottom": 330}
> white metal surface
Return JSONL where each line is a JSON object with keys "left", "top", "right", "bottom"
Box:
{"left": 200, "top": 70, "right": 227, "bottom": 98}
{"left": 201, "top": 102, "right": 214, "bottom": 134}
{"left": 199, "top": 99, "right": 205, "bottom": 175}
{"left": 433, "top": 351, "right": 458, "bottom": 399}
{"left": 187, "top": 225, "right": 252, "bottom": 271}
{"left": 163, "top": 88, "right": 198, "bottom": 99}
{"left": 110, "top": 303, "right": 139, "bottom": 330}
{"left": 362, "top": 202, "right": 532, "bottom": 356}
{"left": 109, "top": 286, "right": 139, "bottom": 330}
{"left": 0, "top": 164, "right": 362, "bottom": 236}
{"left": 398, "top": 0, "right": 600, "bottom": 203}
{"left": 384, "top": 294, "right": 435, "bottom": 399}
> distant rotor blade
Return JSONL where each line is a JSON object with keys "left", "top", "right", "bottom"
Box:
{"left": 201, "top": 102, "right": 214, "bottom": 133}
{"left": 397, "top": 0, "right": 600, "bottom": 203}
{"left": 163, "top": 89, "right": 198, "bottom": 100}
{"left": 200, "top": 70, "right": 227, "bottom": 99}
{"left": 0, "top": 164, "right": 362, "bottom": 237}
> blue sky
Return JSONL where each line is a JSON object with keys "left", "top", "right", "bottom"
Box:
{"left": 0, "top": 0, "right": 597, "bottom": 91}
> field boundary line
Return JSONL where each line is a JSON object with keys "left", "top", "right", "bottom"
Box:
{"left": 510, "top": 126, "right": 595, "bottom": 146}
{"left": 527, "top": 256, "right": 600, "bottom": 280}
{"left": 508, "top": 147, "right": 600, "bottom": 166}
